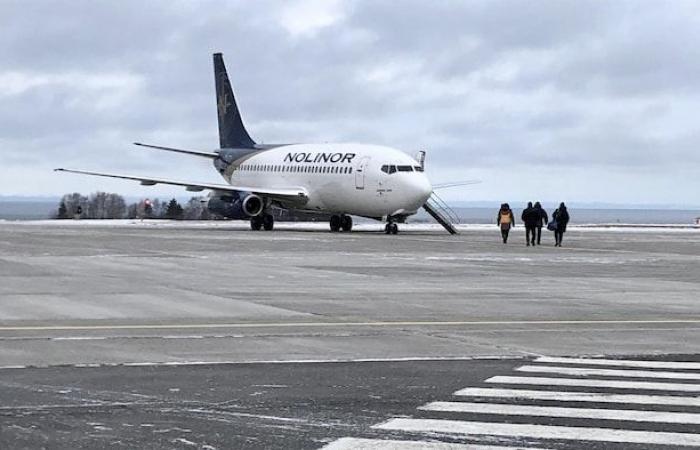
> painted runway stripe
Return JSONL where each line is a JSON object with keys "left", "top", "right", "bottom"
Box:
{"left": 419, "top": 401, "right": 700, "bottom": 424}
{"left": 0, "top": 355, "right": 521, "bottom": 370}
{"left": 321, "top": 437, "right": 540, "bottom": 450}
{"left": 488, "top": 376, "right": 700, "bottom": 392}
{"left": 1, "top": 319, "right": 700, "bottom": 332}
{"left": 375, "top": 418, "right": 700, "bottom": 446}
{"left": 452, "top": 387, "right": 700, "bottom": 407}
{"left": 516, "top": 365, "right": 700, "bottom": 380}
{"left": 535, "top": 356, "right": 700, "bottom": 370}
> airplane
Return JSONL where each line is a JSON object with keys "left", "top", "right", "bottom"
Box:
{"left": 56, "top": 53, "right": 463, "bottom": 234}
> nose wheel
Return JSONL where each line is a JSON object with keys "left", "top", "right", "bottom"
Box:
{"left": 384, "top": 222, "right": 398, "bottom": 234}
{"left": 250, "top": 213, "right": 274, "bottom": 231}
{"left": 330, "top": 214, "right": 352, "bottom": 232}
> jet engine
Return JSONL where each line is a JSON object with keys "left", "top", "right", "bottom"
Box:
{"left": 206, "top": 192, "right": 265, "bottom": 219}
{"left": 241, "top": 194, "right": 264, "bottom": 217}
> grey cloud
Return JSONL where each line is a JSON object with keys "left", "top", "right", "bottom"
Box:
{"left": 0, "top": 0, "right": 698, "bottom": 203}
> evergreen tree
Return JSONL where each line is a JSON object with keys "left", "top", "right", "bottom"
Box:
{"left": 164, "top": 198, "right": 184, "bottom": 220}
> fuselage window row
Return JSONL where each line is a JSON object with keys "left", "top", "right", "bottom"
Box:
{"left": 237, "top": 165, "right": 354, "bottom": 174}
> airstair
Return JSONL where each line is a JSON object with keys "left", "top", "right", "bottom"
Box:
{"left": 423, "top": 192, "right": 460, "bottom": 234}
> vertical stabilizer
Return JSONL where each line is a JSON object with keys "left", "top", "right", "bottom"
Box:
{"left": 213, "top": 53, "right": 256, "bottom": 149}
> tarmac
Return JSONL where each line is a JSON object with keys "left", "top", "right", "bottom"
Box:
{"left": 1, "top": 221, "right": 699, "bottom": 449}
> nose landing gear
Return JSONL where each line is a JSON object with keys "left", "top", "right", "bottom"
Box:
{"left": 330, "top": 214, "right": 353, "bottom": 232}
{"left": 250, "top": 213, "right": 274, "bottom": 231}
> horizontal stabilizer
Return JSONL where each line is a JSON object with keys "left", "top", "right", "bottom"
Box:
{"left": 54, "top": 168, "right": 307, "bottom": 200}
{"left": 133, "top": 142, "right": 219, "bottom": 158}
{"left": 432, "top": 180, "right": 481, "bottom": 190}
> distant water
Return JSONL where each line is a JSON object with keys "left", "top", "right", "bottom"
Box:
{"left": 1, "top": 201, "right": 699, "bottom": 225}
{"left": 0, "top": 201, "right": 56, "bottom": 220}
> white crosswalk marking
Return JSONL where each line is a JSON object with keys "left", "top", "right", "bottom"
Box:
{"left": 487, "top": 375, "right": 700, "bottom": 391}
{"left": 420, "top": 401, "right": 700, "bottom": 424}
{"left": 516, "top": 364, "right": 700, "bottom": 380}
{"left": 321, "top": 437, "right": 543, "bottom": 449}
{"left": 375, "top": 418, "right": 700, "bottom": 446}
{"left": 324, "top": 357, "right": 700, "bottom": 449}
{"left": 453, "top": 387, "right": 700, "bottom": 406}
{"left": 535, "top": 356, "right": 700, "bottom": 370}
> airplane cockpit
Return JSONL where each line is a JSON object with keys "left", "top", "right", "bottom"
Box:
{"left": 380, "top": 164, "right": 424, "bottom": 174}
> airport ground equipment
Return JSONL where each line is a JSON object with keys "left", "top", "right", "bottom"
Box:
{"left": 423, "top": 192, "right": 460, "bottom": 234}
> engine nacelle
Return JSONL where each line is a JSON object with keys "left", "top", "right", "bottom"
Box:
{"left": 206, "top": 193, "right": 241, "bottom": 218}
{"left": 241, "top": 194, "right": 264, "bottom": 217}
{"left": 206, "top": 192, "right": 265, "bottom": 219}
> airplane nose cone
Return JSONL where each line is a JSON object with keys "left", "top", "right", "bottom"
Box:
{"left": 413, "top": 174, "right": 433, "bottom": 205}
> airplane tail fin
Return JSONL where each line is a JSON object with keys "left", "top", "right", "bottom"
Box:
{"left": 213, "top": 53, "right": 256, "bottom": 149}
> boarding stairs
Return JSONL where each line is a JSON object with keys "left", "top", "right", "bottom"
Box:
{"left": 423, "top": 192, "right": 460, "bottom": 234}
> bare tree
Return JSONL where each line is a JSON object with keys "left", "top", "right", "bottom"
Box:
{"left": 59, "top": 193, "right": 89, "bottom": 218}
{"left": 183, "top": 197, "right": 208, "bottom": 220}
{"left": 87, "top": 192, "right": 127, "bottom": 219}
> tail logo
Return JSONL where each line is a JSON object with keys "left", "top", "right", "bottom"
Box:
{"left": 217, "top": 88, "right": 232, "bottom": 119}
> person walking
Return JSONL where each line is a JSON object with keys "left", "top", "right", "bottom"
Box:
{"left": 521, "top": 202, "right": 538, "bottom": 246}
{"left": 552, "top": 202, "right": 570, "bottom": 247}
{"left": 533, "top": 202, "right": 548, "bottom": 245}
{"left": 497, "top": 203, "right": 515, "bottom": 244}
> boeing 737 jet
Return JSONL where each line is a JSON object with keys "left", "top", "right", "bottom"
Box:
{"left": 57, "top": 53, "right": 460, "bottom": 234}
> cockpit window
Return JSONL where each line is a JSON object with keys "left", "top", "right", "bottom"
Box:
{"left": 381, "top": 165, "right": 398, "bottom": 174}
{"left": 397, "top": 165, "right": 413, "bottom": 172}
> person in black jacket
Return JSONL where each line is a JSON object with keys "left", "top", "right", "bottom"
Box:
{"left": 552, "top": 202, "right": 570, "bottom": 247}
{"left": 521, "top": 202, "right": 538, "bottom": 246}
{"left": 533, "top": 202, "right": 548, "bottom": 245}
{"left": 497, "top": 203, "right": 515, "bottom": 243}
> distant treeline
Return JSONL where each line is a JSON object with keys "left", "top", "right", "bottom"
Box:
{"left": 55, "top": 193, "right": 212, "bottom": 220}
{"left": 53, "top": 192, "right": 331, "bottom": 221}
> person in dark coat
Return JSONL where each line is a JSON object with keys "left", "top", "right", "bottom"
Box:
{"left": 552, "top": 202, "right": 570, "bottom": 247}
{"left": 533, "top": 202, "right": 548, "bottom": 245}
{"left": 496, "top": 203, "right": 515, "bottom": 244}
{"left": 521, "top": 202, "right": 539, "bottom": 246}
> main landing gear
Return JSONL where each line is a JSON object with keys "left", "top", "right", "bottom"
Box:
{"left": 384, "top": 222, "right": 398, "bottom": 234}
{"left": 250, "top": 213, "right": 274, "bottom": 231}
{"left": 329, "top": 214, "right": 352, "bottom": 232}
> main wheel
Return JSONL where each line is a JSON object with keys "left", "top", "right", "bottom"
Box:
{"left": 329, "top": 215, "right": 341, "bottom": 232}
{"left": 250, "top": 216, "right": 263, "bottom": 231}
{"left": 262, "top": 213, "right": 274, "bottom": 231}
{"left": 384, "top": 223, "right": 391, "bottom": 234}
{"left": 390, "top": 223, "right": 399, "bottom": 234}
{"left": 340, "top": 215, "right": 353, "bottom": 232}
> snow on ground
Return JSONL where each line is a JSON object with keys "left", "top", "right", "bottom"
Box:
{"left": 0, "top": 219, "right": 698, "bottom": 233}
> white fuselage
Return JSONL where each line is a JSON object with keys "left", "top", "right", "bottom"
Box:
{"left": 225, "top": 143, "right": 432, "bottom": 219}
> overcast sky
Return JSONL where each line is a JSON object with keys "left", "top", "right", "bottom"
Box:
{"left": 1, "top": 0, "right": 699, "bottom": 206}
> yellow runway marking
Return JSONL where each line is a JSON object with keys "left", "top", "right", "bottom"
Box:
{"left": 1, "top": 319, "right": 700, "bottom": 332}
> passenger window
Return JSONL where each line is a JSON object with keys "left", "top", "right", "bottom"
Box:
{"left": 349, "top": 168, "right": 352, "bottom": 174}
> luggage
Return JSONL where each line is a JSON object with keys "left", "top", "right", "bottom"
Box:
{"left": 547, "top": 221, "right": 557, "bottom": 231}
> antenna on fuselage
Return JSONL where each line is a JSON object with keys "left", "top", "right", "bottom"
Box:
{"left": 416, "top": 150, "right": 426, "bottom": 170}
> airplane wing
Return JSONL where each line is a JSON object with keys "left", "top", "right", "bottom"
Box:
{"left": 54, "top": 168, "right": 307, "bottom": 199}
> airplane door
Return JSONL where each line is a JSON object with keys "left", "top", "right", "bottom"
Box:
{"left": 355, "top": 157, "right": 370, "bottom": 190}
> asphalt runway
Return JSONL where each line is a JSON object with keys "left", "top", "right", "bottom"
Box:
{"left": 1, "top": 221, "right": 699, "bottom": 448}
